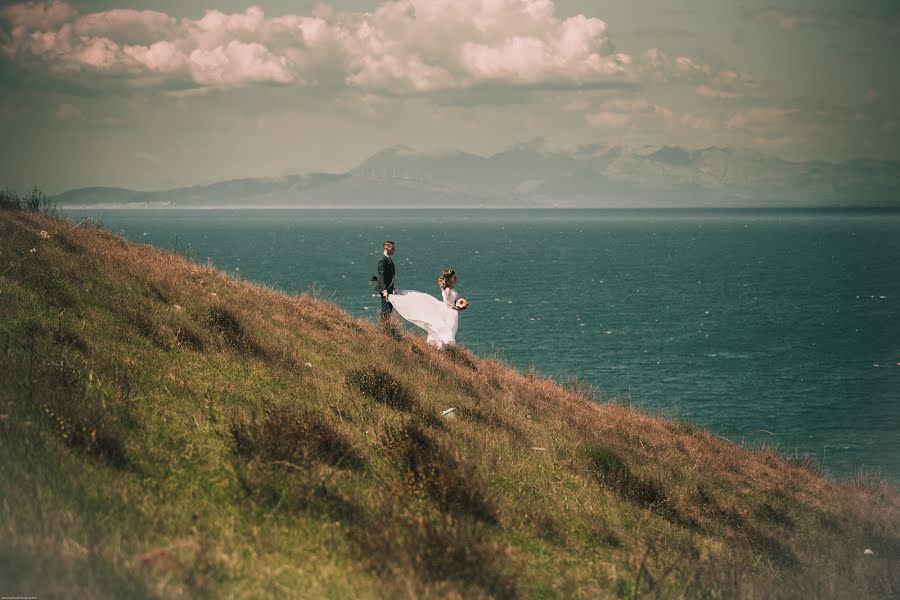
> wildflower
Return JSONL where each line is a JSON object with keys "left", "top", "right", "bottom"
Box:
{"left": 38, "top": 230, "right": 50, "bottom": 239}
{"left": 29, "top": 248, "right": 36, "bottom": 253}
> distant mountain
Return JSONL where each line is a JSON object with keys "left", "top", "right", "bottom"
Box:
{"left": 51, "top": 144, "right": 900, "bottom": 208}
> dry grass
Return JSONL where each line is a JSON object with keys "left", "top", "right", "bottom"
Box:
{"left": 0, "top": 207, "right": 898, "bottom": 599}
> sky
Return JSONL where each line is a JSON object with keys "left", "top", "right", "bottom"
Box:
{"left": 1, "top": 0, "right": 899, "bottom": 193}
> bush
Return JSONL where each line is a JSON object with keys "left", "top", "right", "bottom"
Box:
{"left": 382, "top": 423, "right": 496, "bottom": 523}
{"left": 206, "top": 305, "right": 267, "bottom": 358}
{"left": 0, "top": 187, "right": 56, "bottom": 214}
{"left": 0, "top": 188, "right": 18, "bottom": 210}
{"left": 36, "top": 356, "right": 133, "bottom": 470}
{"left": 584, "top": 445, "right": 669, "bottom": 511}
{"left": 349, "top": 503, "right": 517, "bottom": 598}
{"left": 230, "top": 401, "right": 364, "bottom": 471}
{"left": 346, "top": 367, "right": 415, "bottom": 411}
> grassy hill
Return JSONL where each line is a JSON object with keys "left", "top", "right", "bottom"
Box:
{"left": 1, "top": 205, "right": 898, "bottom": 598}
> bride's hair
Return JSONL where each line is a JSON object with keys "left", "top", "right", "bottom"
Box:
{"left": 438, "top": 269, "right": 457, "bottom": 289}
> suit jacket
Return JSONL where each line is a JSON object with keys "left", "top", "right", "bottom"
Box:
{"left": 377, "top": 254, "right": 395, "bottom": 294}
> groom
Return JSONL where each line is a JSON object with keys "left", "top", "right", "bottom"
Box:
{"left": 376, "top": 240, "right": 396, "bottom": 321}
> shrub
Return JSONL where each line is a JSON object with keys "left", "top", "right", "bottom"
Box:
{"left": 37, "top": 357, "right": 133, "bottom": 470}
{"left": 230, "top": 401, "right": 364, "bottom": 471}
{"left": 382, "top": 423, "right": 496, "bottom": 523}
{"left": 445, "top": 345, "right": 477, "bottom": 370}
{"left": 785, "top": 453, "right": 823, "bottom": 477}
{"left": 349, "top": 504, "right": 517, "bottom": 598}
{"left": 0, "top": 188, "right": 19, "bottom": 210}
{"left": 346, "top": 367, "right": 415, "bottom": 411}
{"left": 0, "top": 186, "right": 57, "bottom": 214}
{"left": 206, "top": 305, "right": 267, "bottom": 358}
{"left": 584, "top": 445, "right": 670, "bottom": 512}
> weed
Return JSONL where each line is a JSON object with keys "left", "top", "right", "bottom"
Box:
{"left": 346, "top": 367, "right": 415, "bottom": 411}
{"left": 445, "top": 345, "right": 477, "bottom": 370}
{"left": 562, "top": 376, "right": 603, "bottom": 402}
{"left": 785, "top": 453, "right": 823, "bottom": 477}
{"left": 230, "top": 401, "right": 364, "bottom": 471}
{"left": 848, "top": 469, "right": 892, "bottom": 500}
{"left": 51, "top": 328, "right": 89, "bottom": 354}
{"left": 0, "top": 187, "right": 57, "bottom": 214}
{"left": 757, "top": 501, "right": 794, "bottom": 529}
{"left": 458, "top": 405, "right": 524, "bottom": 441}
{"left": 351, "top": 505, "right": 518, "bottom": 599}
{"left": 206, "top": 305, "right": 267, "bottom": 358}
{"left": 36, "top": 357, "right": 133, "bottom": 470}
{"left": 0, "top": 188, "right": 19, "bottom": 210}
{"left": 583, "top": 445, "right": 681, "bottom": 524}
{"left": 382, "top": 423, "right": 497, "bottom": 523}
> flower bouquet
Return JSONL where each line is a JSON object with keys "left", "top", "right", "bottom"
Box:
{"left": 454, "top": 297, "right": 469, "bottom": 311}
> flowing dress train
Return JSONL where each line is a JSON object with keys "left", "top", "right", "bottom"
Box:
{"left": 388, "top": 287, "right": 458, "bottom": 348}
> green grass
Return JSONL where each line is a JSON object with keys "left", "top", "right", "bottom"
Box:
{"left": 1, "top": 207, "right": 898, "bottom": 598}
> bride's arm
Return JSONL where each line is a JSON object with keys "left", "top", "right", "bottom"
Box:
{"left": 442, "top": 287, "right": 453, "bottom": 307}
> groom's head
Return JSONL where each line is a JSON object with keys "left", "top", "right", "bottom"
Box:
{"left": 383, "top": 240, "right": 395, "bottom": 256}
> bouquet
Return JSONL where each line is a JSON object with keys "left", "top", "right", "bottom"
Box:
{"left": 454, "top": 297, "right": 469, "bottom": 311}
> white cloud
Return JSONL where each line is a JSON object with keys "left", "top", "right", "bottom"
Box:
{"left": 752, "top": 9, "right": 836, "bottom": 31}
{"left": 750, "top": 135, "right": 801, "bottom": 147}
{"left": 123, "top": 40, "right": 185, "bottom": 73}
{"left": 679, "top": 113, "right": 716, "bottom": 130}
{"left": 726, "top": 107, "right": 795, "bottom": 129}
{"left": 189, "top": 41, "right": 293, "bottom": 85}
{"left": 696, "top": 84, "right": 739, "bottom": 99}
{"left": 73, "top": 36, "right": 119, "bottom": 70}
{"left": 602, "top": 97, "right": 652, "bottom": 112}
{"left": 73, "top": 9, "right": 177, "bottom": 44}
{"left": 1, "top": 0, "right": 636, "bottom": 92}
{"left": 53, "top": 102, "right": 84, "bottom": 121}
{"left": 586, "top": 111, "right": 630, "bottom": 127}
{"left": 0, "top": 0, "right": 76, "bottom": 30}
{"left": 654, "top": 104, "right": 675, "bottom": 123}
{"left": 641, "top": 48, "right": 755, "bottom": 99}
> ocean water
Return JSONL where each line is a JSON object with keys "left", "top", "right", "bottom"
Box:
{"left": 63, "top": 208, "right": 900, "bottom": 483}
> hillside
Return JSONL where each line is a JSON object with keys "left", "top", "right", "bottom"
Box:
{"left": 1, "top": 206, "right": 898, "bottom": 598}
{"left": 50, "top": 143, "right": 900, "bottom": 208}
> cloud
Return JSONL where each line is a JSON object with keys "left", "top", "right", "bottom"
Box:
{"left": 189, "top": 40, "right": 293, "bottom": 85}
{"left": 72, "top": 9, "right": 177, "bottom": 44}
{"left": 640, "top": 48, "right": 755, "bottom": 96}
{"left": 1, "top": 0, "right": 636, "bottom": 93}
{"left": 586, "top": 111, "right": 630, "bottom": 127}
{"left": 53, "top": 102, "right": 84, "bottom": 121}
{"left": 726, "top": 107, "right": 796, "bottom": 129}
{"left": 752, "top": 9, "right": 829, "bottom": 31}
{"left": 679, "top": 112, "right": 716, "bottom": 130}
{"left": 0, "top": 0, "right": 76, "bottom": 30}
{"left": 696, "top": 84, "right": 739, "bottom": 99}
{"left": 750, "top": 7, "right": 900, "bottom": 33}
{"left": 602, "top": 97, "right": 652, "bottom": 113}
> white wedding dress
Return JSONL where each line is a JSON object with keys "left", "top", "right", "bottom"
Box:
{"left": 388, "top": 287, "right": 458, "bottom": 349}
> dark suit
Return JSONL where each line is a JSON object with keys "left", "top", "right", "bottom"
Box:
{"left": 377, "top": 253, "right": 395, "bottom": 318}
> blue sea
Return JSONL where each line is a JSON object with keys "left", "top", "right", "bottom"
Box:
{"left": 63, "top": 208, "right": 900, "bottom": 483}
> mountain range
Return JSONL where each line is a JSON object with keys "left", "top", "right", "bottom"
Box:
{"left": 51, "top": 142, "right": 900, "bottom": 208}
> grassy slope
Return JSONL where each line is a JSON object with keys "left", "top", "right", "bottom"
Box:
{"left": 0, "top": 209, "right": 897, "bottom": 599}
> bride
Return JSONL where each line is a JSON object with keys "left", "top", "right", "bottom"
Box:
{"left": 388, "top": 269, "right": 463, "bottom": 349}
